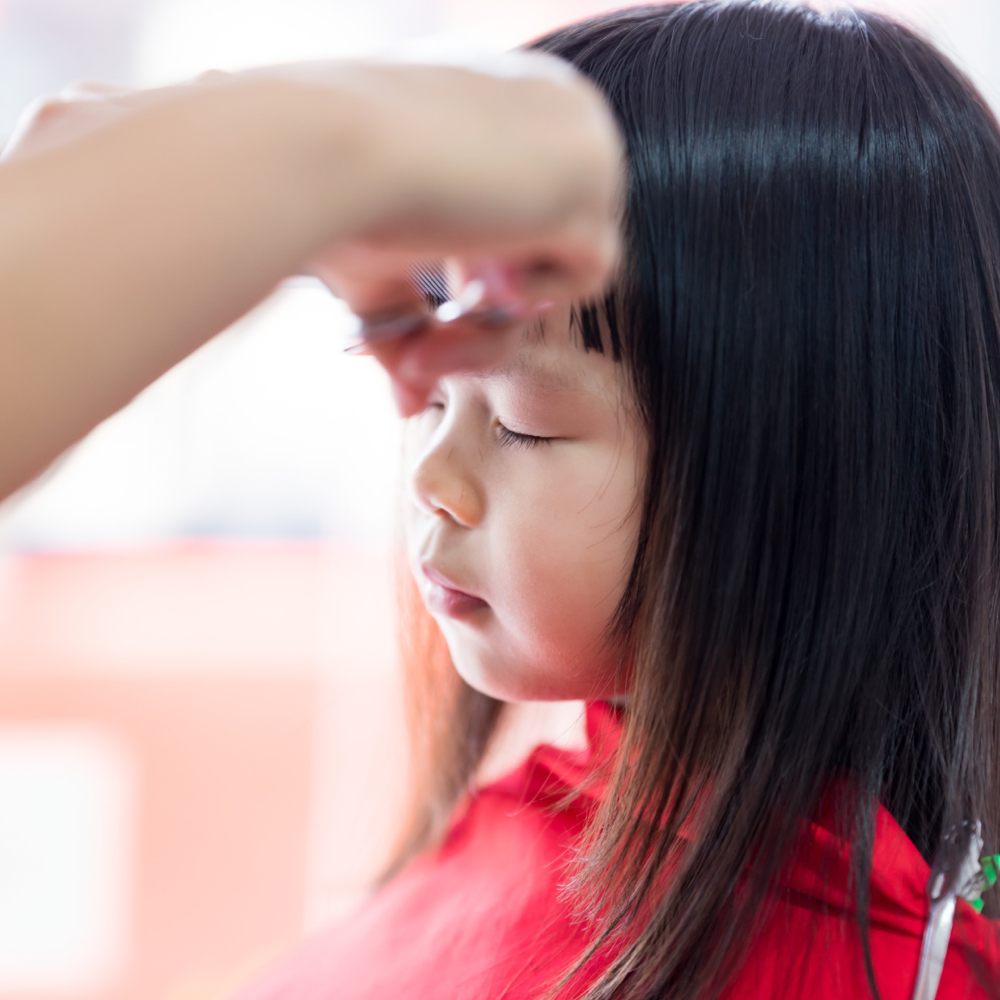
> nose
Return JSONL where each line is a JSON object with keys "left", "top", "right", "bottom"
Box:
{"left": 407, "top": 425, "right": 485, "bottom": 528}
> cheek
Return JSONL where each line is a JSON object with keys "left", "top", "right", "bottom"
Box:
{"left": 489, "top": 448, "right": 640, "bottom": 657}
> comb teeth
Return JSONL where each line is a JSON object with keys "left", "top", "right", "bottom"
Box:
{"left": 408, "top": 261, "right": 450, "bottom": 309}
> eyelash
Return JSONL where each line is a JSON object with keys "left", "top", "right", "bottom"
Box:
{"left": 425, "top": 402, "right": 552, "bottom": 449}
{"left": 496, "top": 423, "right": 551, "bottom": 449}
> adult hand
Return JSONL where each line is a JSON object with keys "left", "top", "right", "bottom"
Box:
{"left": 309, "top": 245, "right": 531, "bottom": 415}
{"left": 0, "top": 53, "right": 622, "bottom": 499}
{"left": 305, "top": 54, "right": 623, "bottom": 414}
{"left": 1, "top": 79, "right": 174, "bottom": 161}
{"left": 3, "top": 57, "right": 622, "bottom": 418}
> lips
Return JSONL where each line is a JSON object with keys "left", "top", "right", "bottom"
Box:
{"left": 420, "top": 564, "right": 488, "bottom": 618}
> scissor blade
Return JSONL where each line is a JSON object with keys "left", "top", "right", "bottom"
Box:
{"left": 911, "top": 898, "right": 955, "bottom": 1000}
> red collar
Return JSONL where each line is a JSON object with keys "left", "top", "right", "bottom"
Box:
{"left": 517, "top": 700, "right": 999, "bottom": 966}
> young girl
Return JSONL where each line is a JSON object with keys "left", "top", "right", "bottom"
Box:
{"left": 238, "top": 3, "right": 1000, "bottom": 998}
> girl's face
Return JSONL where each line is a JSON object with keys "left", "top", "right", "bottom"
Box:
{"left": 403, "top": 305, "right": 645, "bottom": 702}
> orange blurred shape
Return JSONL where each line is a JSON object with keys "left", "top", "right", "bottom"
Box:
{"left": 0, "top": 541, "right": 404, "bottom": 1000}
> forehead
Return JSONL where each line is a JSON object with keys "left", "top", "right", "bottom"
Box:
{"left": 476, "top": 305, "right": 622, "bottom": 397}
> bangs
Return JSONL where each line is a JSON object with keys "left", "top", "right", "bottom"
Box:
{"left": 411, "top": 260, "right": 624, "bottom": 361}
{"left": 525, "top": 287, "right": 626, "bottom": 363}
{"left": 571, "top": 291, "right": 624, "bottom": 359}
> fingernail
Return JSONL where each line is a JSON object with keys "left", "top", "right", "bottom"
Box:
{"left": 468, "top": 261, "right": 518, "bottom": 307}
{"left": 456, "top": 279, "right": 486, "bottom": 312}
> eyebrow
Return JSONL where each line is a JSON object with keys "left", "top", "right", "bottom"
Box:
{"left": 482, "top": 350, "right": 586, "bottom": 395}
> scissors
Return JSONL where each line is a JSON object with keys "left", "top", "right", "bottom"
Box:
{"left": 344, "top": 261, "right": 522, "bottom": 352}
{"left": 911, "top": 818, "right": 992, "bottom": 1000}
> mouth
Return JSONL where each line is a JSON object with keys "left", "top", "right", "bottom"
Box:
{"left": 420, "top": 564, "right": 489, "bottom": 618}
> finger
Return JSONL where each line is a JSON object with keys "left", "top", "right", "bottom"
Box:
{"left": 389, "top": 378, "right": 432, "bottom": 419}
{"left": 322, "top": 271, "right": 425, "bottom": 319}
{"left": 59, "top": 80, "right": 133, "bottom": 100}
{"left": 362, "top": 335, "right": 434, "bottom": 417}
{"left": 513, "top": 225, "right": 621, "bottom": 308}
{"left": 309, "top": 245, "right": 428, "bottom": 316}
{"left": 191, "top": 69, "right": 231, "bottom": 85}
{"left": 458, "top": 225, "right": 620, "bottom": 315}
{"left": 3, "top": 82, "right": 138, "bottom": 160}
{"left": 2, "top": 95, "right": 67, "bottom": 158}
{"left": 368, "top": 317, "right": 524, "bottom": 416}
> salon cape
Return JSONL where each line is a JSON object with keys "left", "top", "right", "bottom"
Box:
{"left": 236, "top": 703, "right": 1000, "bottom": 1000}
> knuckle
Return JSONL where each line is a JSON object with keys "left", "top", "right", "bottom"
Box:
{"left": 194, "top": 69, "right": 229, "bottom": 83}
{"left": 29, "top": 95, "right": 71, "bottom": 124}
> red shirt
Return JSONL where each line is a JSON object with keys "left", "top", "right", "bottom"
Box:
{"left": 237, "top": 703, "right": 1000, "bottom": 999}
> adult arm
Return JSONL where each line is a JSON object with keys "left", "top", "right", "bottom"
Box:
{"left": 0, "top": 60, "right": 622, "bottom": 500}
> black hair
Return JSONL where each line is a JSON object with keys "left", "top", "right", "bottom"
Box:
{"left": 400, "top": 4, "right": 1000, "bottom": 998}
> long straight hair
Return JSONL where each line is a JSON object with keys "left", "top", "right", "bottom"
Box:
{"left": 396, "top": 4, "right": 1000, "bottom": 998}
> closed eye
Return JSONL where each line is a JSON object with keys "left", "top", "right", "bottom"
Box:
{"left": 496, "top": 422, "right": 552, "bottom": 449}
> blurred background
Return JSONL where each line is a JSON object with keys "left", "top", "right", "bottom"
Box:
{"left": 0, "top": 1, "right": 996, "bottom": 999}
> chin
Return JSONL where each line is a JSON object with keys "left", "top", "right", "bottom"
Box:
{"left": 450, "top": 655, "right": 536, "bottom": 702}
{"left": 449, "top": 649, "right": 605, "bottom": 703}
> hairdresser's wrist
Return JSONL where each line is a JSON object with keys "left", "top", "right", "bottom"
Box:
{"left": 275, "top": 60, "right": 623, "bottom": 297}
{"left": 248, "top": 65, "right": 455, "bottom": 254}
{"left": 185, "top": 72, "right": 391, "bottom": 259}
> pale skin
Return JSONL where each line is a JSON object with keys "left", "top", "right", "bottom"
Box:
{"left": 0, "top": 58, "right": 631, "bottom": 707}
{"left": 0, "top": 57, "right": 623, "bottom": 501}
{"left": 404, "top": 304, "right": 645, "bottom": 702}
